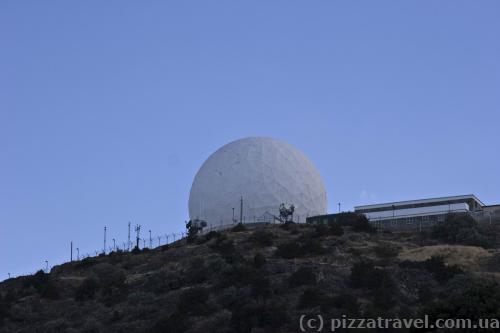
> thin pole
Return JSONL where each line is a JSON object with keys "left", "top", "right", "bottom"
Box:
{"left": 149, "top": 230, "right": 152, "bottom": 248}
{"left": 104, "top": 226, "right": 107, "bottom": 254}
{"left": 113, "top": 238, "right": 116, "bottom": 252}
{"left": 128, "top": 222, "right": 131, "bottom": 251}
{"left": 158, "top": 236, "right": 161, "bottom": 246}
{"left": 45, "top": 260, "right": 48, "bottom": 273}
{"left": 232, "top": 207, "right": 235, "bottom": 223}
{"left": 135, "top": 225, "right": 141, "bottom": 249}
{"left": 240, "top": 196, "right": 243, "bottom": 224}
{"left": 338, "top": 203, "right": 341, "bottom": 213}
{"left": 77, "top": 248, "right": 79, "bottom": 260}
{"left": 70, "top": 241, "right": 73, "bottom": 262}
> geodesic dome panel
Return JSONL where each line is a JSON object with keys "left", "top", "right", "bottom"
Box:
{"left": 188, "top": 137, "right": 327, "bottom": 226}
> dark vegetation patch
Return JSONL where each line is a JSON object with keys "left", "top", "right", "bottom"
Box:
{"left": 400, "top": 256, "right": 463, "bottom": 284}
{"left": 334, "top": 212, "right": 376, "bottom": 233}
{"left": 288, "top": 267, "right": 317, "bottom": 286}
{"left": 231, "top": 223, "right": 247, "bottom": 232}
{"left": 432, "top": 213, "right": 495, "bottom": 248}
{"left": 275, "top": 235, "right": 328, "bottom": 259}
{"left": 248, "top": 229, "right": 275, "bottom": 247}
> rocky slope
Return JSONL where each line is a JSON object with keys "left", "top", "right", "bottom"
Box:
{"left": 1, "top": 215, "right": 500, "bottom": 333}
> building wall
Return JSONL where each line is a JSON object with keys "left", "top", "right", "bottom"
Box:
{"left": 360, "top": 203, "right": 469, "bottom": 221}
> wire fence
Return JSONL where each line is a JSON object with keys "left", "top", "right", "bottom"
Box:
{"left": 3, "top": 214, "right": 300, "bottom": 281}
{"left": 4, "top": 227, "right": 190, "bottom": 282}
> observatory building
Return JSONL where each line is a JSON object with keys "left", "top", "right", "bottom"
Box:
{"left": 307, "top": 194, "right": 500, "bottom": 229}
{"left": 188, "top": 137, "right": 327, "bottom": 227}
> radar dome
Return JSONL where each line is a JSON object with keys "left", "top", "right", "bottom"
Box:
{"left": 188, "top": 137, "right": 327, "bottom": 225}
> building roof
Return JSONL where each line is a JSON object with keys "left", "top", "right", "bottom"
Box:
{"left": 355, "top": 194, "right": 485, "bottom": 212}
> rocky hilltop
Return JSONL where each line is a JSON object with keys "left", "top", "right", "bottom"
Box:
{"left": 1, "top": 213, "right": 499, "bottom": 333}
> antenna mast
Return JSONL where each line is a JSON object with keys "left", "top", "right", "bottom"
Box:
{"left": 135, "top": 224, "right": 141, "bottom": 249}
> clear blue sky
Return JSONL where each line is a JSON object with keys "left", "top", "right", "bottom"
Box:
{"left": 1, "top": 1, "right": 499, "bottom": 279}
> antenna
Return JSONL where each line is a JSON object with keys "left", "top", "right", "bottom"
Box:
{"left": 135, "top": 225, "right": 141, "bottom": 248}
{"left": 149, "top": 230, "right": 152, "bottom": 248}
{"left": 240, "top": 196, "right": 243, "bottom": 223}
{"left": 128, "top": 222, "right": 131, "bottom": 251}
{"left": 103, "top": 226, "right": 107, "bottom": 254}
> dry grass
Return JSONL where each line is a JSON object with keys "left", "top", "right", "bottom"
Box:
{"left": 398, "top": 245, "right": 492, "bottom": 270}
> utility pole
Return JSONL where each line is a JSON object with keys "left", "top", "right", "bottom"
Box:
{"left": 240, "top": 196, "right": 243, "bottom": 224}
{"left": 113, "top": 238, "right": 116, "bottom": 252}
{"left": 128, "top": 222, "right": 131, "bottom": 251}
{"left": 45, "top": 260, "right": 48, "bottom": 273}
{"left": 70, "top": 241, "right": 73, "bottom": 262}
{"left": 338, "top": 203, "right": 341, "bottom": 213}
{"left": 165, "top": 234, "right": 169, "bottom": 244}
{"left": 77, "top": 248, "right": 79, "bottom": 260}
{"left": 149, "top": 230, "right": 152, "bottom": 248}
{"left": 232, "top": 207, "right": 235, "bottom": 224}
{"left": 135, "top": 225, "right": 141, "bottom": 249}
{"left": 103, "top": 226, "right": 107, "bottom": 255}
{"left": 172, "top": 233, "right": 176, "bottom": 241}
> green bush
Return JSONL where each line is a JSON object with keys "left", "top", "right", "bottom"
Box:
{"left": 374, "top": 243, "right": 400, "bottom": 258}
{"left": 231, "top": 301, "right": 289, "bottom": 333}
{"left": 200, "top": 231, "right": 222, "bottom": 243}
{"left": 298, "top": 287, "right": 328, "bottom": 309}
{"left": 332, "top": 294, "right": 360, "bottom": 316}
{"left": 329, "top": 223, "right": 344, "bottom": 236}
{"left": 350, "top": 260, "right": 393, "bottom": 289}
{"left": 288, "top": 267, "right": 317, "bottom": 287}
{"left": 432, "top": 213, "right": 493, "bottom": 248}
{"left": 314, "top": 223, "right": 344, "bottom": 237}
{"left": 210, "top": 234, "right": 242, "bottom": 263}
{"left": 334, "top": 212, "right": 375, "bottom": 233}
{"left": 232, "top": 223, "right": 247, "bottom": 232}
{"left": 422, "top": 276, "right": 500, "bottom": 324}
{"left": 151, "top": 311, "right": 188, "bottom": 333}
{"left": 400, "top": 256, "right": 463, "bottom": 284}
{"left": 275, "top": 242, "right": 303, "bottom": 259}
{"left": 24, "top": 270, "right": 59, "bottom": 299}
{"left": 276, "top": 238, "right": 327, "bottom": 259}
{"left": 177, "top": 287, "right": 211, "bottom": 315}
{"left": 75, "top": 277, "right": 100, "bottom": 301}
{"left": 248, "top": 229, "right": 274, "bottom": 247}
{"left": 250, "top": 276, "right": 272, "bottom": 298}
{"left": 185, "top": 257, "right": 211, "bottom": 284}
{"left": 253, "top": 253, "right": 267, "bottom": 268}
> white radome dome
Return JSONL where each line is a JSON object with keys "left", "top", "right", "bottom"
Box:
{"left": 188, "top": 137, "right": 327, "bottom": 225}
